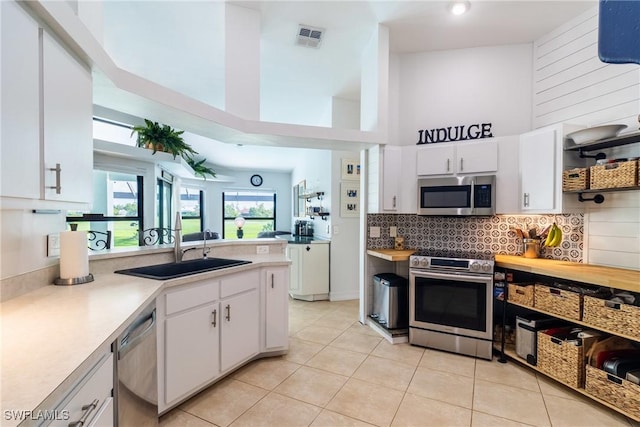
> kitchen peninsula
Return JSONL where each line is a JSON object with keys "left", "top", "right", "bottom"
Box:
{"left": 0, "top": 239, "right": 290, "bottom": 427}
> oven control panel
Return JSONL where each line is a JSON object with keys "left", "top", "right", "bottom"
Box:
{"left": 410, "top": 254, "right": 494, "bottom": 275}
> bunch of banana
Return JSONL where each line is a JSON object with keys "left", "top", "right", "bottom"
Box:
{"left": 544, "top": 222, "right": 563, "bottom": 247}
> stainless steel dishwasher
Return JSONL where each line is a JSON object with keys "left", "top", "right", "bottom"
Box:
{"left": 115, "top": 301, "right": 158, "bottom": 426}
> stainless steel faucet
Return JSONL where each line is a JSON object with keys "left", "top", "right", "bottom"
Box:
{"left": 174, "top": 212, "right": 183, "bottom": 263}
{"left": 202, "top": 229, "right": 211, "bottom": 259}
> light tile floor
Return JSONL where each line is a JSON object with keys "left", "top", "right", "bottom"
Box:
{"left": 160, "top": 299, "right": 637, "bottom": 427}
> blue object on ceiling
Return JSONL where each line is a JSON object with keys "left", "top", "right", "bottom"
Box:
{"left": 598, "top": 0, "right": 640, "bottom": 65}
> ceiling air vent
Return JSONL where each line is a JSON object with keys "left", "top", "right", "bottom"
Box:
{"left": 296, "top": 25, "right": 324, "bottom": 48}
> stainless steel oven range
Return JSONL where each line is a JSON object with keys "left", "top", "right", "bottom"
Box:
{"left": 409, "top": 250, "right": 495, "bottom": 360}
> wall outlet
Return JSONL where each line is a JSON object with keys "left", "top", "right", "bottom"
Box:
{"left": 369, "top": 226, "right": 380, "bottom": 238}
{"left": 333, "top": 225, "right": 340, "bottom": 235}
{"left": 47, "top": 233, "right": 60, "bottom": 257}
{"left": 256, "top": 245, "right": 269, "bottom": 254}
{"left": 390, "top": 226, "right": 397, "bottom": 238}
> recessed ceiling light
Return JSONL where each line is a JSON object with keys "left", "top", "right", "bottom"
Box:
{"left": 449, "top": 1, "right": 471, "bottom": 15}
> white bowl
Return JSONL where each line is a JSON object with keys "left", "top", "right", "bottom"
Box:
{"left": 566, "top": 124, "right": 628, "bottom": 145}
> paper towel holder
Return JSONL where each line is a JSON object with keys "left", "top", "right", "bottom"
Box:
{"left": 54, "top": 274, "right": 95, "bottom": 286}
{"left": 54, "top": 223, "right": 94, "bottom": 285}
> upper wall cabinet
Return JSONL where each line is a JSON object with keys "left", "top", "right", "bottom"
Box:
{"left": 1, "top": 1, "right": 92, "bottom": 208}
{"left": 519, "top": 123, "right": 584, "bottom": 214}
{"left": 416, "top": 139, "right": 498, "bottom": 176}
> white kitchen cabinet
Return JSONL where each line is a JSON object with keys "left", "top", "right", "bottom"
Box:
{"left": 220, "top": 289, "right": 259, "bottom": 372}
{"left": 158, "top": 269, "right": 262, "bottom": 412}
{"left": 1, "top": 1, "right": 40, "bottom": 200}
{"left": 382, "top": 146, "right": 402, "bottom": 211}
{"left": 416, "top": 139, "right": 498, "bottom": 176}
{"left": 0, "top": 1, "right": 92, "bottom": 207}
{"left": 49, "top": 352, "right": 113, "bottom": 427}
{"left": 42, "top": 30, "right": 93, "bottom": 204}
{"left": 264, "top": 267, "right": 289, "bottom": 351}
{"left": 519, "top": 124, "right": 583, "bottom": 213}
{"left": 162, "top": 280, "right": 220, "bottom": 407}
{"left": 288, "top": 242, "right": 330, "bottom": 301}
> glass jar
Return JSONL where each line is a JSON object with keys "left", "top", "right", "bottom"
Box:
{"left": 522, "top": 238, "right": 541, "bottom": 258}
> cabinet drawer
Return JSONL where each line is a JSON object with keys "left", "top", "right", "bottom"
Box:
{"left": 166, "top": 280, "right": 220, "bottom": 315}
{"left": 220, "top": 270, "right": 259, "bottom": 298}
{"left": 57, "top": 353, "right": 113, "bottom": 427}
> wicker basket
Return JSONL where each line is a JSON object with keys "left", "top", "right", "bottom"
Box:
{"left": 585, "top": 365, "right": 640, "bottom": 419}
{"left": 537, "top": 330, "right": 586, "bottom": 388}
{"left": 563, "top": 168, "right": 589, "bottom": 191}
{"left": 590, "top": 160, "right": 638, "bottom": 190}
{"left": 508, "top": 283, "right": 535, "bottom": 307}
{"left": 534, "top": 284, "right": 582, "bottom": 320}
{"left": 583, "top": 296, "right": 640, "bottom": 340}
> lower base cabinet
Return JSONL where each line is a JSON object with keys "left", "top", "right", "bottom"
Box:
{"left": 288, "top": 243, "right": 329, "bottom": 301}
{"left": 48, "top": 352, "right": 114, "bottom": 427}
{"left": 158, "top": 267, "right": 288, "bottom": 413}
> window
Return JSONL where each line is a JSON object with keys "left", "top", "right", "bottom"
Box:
{"left": 67, "top": 171, "right": 143, "bottom": 248}
{"left": 181, "top": 187, "right": 203, "bottom": 234}
{"left": 223, "top": 191, "right": 276, "bottom": 239}
{"left": 157, "top": 177, "right": 173, "bottom": 233}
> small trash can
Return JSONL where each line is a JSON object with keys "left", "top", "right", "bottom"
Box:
{"left": 372, "top": 273, "right": 408, "bottom": 329}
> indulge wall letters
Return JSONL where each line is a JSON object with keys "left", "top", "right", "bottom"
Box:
{"left": 417, "top": 123, "right": 493, "bottom": 144}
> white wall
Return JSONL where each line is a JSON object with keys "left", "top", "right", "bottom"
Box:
{"left": 397, "top": 44, "right": 533, "bottom": 146}
{"left": 532, "top": 7, "right": 640, "bottom": 270}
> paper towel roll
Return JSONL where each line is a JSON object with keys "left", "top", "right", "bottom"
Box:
{"left": 60, "top": 231, "right": 89, "bottom": 279}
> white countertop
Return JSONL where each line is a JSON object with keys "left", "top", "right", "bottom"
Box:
{"left": 0, "top": 253, "right": 289, "bottom": 426}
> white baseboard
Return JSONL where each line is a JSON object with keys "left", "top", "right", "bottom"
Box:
{"left": 329, "top": 291, "right": 360, "bottom": 301}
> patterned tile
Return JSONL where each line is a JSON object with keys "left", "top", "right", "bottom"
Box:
{"left": 367, "top": 214, "right": 583, "bottom": 262}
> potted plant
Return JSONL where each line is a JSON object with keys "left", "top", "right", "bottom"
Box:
{"left": 185, "top": 155, "right": 217, "bottom": 180}
{"left": 131, "top": 119, "right": 198, "bottom": 160}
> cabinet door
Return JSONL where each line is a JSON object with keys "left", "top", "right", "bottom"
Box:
{"left": 382, "top": 146, "right": 401, "bottom": 211}
{"left": 221, "top": 290, "right": 259, "bottom": 372}
{"left": 164, "top": 304, "right": 219, "bottom": 404}
{"left": 287, "top": 245, "right": 302, "bottom": 293}
{"left": 520, "top": 128, "right": 557, "bottom": 212}
{"left": 302, "top": 244, "right": 330, "bottom": 295}
{"left": 456, "top": 139, "right": 498, "bottom": 174}
{"left": 42, "top": 31, "right": 93, "bottom": 203}
{"left": 416, "top": 144, "right": 455, "bottom": 175}
{"left": 0, "top": 1, "right": 40, "bottom": 199}
{"left": 265, "top": 267, "right": 289, "bottom": 350}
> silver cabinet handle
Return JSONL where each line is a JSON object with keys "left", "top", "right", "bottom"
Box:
{"left": 446, "top": 158, "right": 450, "bottom": 172}
{"left": 523, "top": 193, "right": 530, "bottom": 207}
{"left": 212, "top": 309, "right": 217, "bottom": 327}
{"left": 225, "top": 304, "right": 231, "bottom": 321}
{"left": 392, "top": 196, "right": 396, "bottom": 208}
{"left": 460, "top": 158, "right": 464, "bottom": 171}
{"left": 68, "top": 399, "right": 99, "bottom": 427}
{"left": 48, "top": 163, "right": 62, "bottom": 194}
{"left": 271, "top": 273, "right": 275, "bottom": 289}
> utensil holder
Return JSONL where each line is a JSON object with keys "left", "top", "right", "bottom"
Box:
{"left": 522, "top": 238, "right": 541, "bottom": 258}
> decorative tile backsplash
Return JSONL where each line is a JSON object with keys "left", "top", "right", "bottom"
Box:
{"left": 367, "top": 214, "right": 584, "bottom": 262}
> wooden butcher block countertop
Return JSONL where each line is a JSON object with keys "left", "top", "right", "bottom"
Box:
{"left": 367, "top": 249, "right": 416, "bottom": 262}
{"left": 495, "top": 255, "right": 640, "bottom": 293}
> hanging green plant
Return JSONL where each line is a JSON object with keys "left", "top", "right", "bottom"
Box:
{"left": 185, "top": 155, "right": 217, "bottom": 180}
{"left": 131, "top": 119, "right": 198, "bottom": 160}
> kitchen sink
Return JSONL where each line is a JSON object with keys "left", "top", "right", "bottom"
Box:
{"left": 115, "top": 258, "right": 252, "bottom": 280}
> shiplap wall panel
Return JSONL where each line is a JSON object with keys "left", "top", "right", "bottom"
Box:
{"left": 533, "top": 6, "right": 640, "bottom": 270}
{"left": 536, "top": 67, "right": 636, "bottom": 105}
{"left": 533, "top": 7, "right": 639, "bottom": 130}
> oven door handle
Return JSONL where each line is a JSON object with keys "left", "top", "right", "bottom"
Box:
{"left": 411, "top": 270, "right": 491, "bottom": 283}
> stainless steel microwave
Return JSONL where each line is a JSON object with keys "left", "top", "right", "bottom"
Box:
{"left": 417, "top": 175, "right": 496, "bottom": 216}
